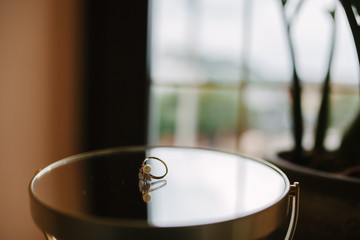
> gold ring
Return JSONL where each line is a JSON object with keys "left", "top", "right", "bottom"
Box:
{"left": 141, "top": 156, "right": 168, "bottom": 180}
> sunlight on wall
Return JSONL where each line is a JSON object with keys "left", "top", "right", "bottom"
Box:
{"left": 0, "top": 1, "right": 80, "bottom": 239}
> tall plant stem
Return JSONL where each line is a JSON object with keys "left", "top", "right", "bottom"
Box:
{"left": 291, "top": 72, "right": 304, "bottom": 160}
{"left": 313, "top": 10, "right": 337, "bottom": 153}
{"left": 280, "top": 0, "right": 305, "bottom": 162}
{"left": 340, "top": 0, "right": 360, "bottom": 69}
{"left": 338, "top": 0, "right": 360, "bottom": 159}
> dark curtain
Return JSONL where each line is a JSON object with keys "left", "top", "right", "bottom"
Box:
{"left": 79, "top": 0, "right": 151, "bottom": 219}
{"left": 81, "top": 0, "right": 150, "bottom": 151}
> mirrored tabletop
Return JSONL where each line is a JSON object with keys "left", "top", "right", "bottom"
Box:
{"left": 31, "top": 146, "right": 288, "bottom": 227}
{"left": 30, "top": 146, "right": 292, "bottom": 240}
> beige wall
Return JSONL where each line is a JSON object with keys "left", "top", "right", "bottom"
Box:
{"left": 0, "top": 0, "right": 80, "bottom": 239}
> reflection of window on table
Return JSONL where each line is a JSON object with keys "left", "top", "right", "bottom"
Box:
{"left": 148, "top": 0, "right": 359, "bottom": 158}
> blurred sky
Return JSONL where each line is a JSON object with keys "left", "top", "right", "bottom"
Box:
{"left": 151, "top": 0, "right": 359, "bottom": 85}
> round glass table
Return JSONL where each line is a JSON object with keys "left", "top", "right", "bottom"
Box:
{"left": 29, "top": 146, "right": 299, "bottom": 240}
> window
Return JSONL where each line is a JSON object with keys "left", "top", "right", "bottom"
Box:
{"left": 148, "top": 0, "right": 359, "bottom": 158}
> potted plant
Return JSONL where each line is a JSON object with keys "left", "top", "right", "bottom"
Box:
{"left": 266, "top": 0, "right": 360, "bottom": 239}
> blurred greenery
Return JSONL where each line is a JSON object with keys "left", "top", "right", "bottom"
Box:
{"left": 157, "top": 91, "right": 177, "bottom": 135}
{"left": 156, "top": 87, "right": 239, "bottom": 138}
{"left": 153, "top": 82, "right": 358, "bottom": 150}
{"left": 197, "top": 89, "right": 239, "bottom": 138}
